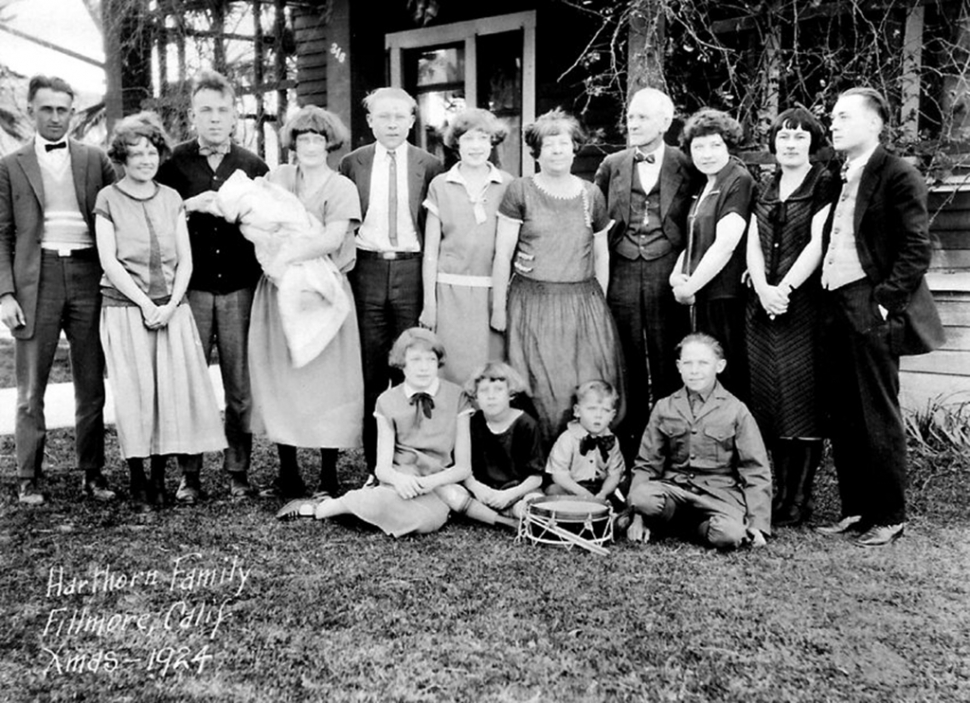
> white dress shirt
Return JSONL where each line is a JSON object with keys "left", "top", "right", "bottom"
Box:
{"left": 357, "top": 142, "right": 419, "bottom": 252}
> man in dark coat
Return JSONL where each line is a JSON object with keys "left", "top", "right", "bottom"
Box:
{"left": 817, "top": 87, "right": 945, "bottom": 546}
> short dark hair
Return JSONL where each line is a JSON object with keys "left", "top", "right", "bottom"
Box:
{"left": 676, "top": 332, "right": 725, "bottom": 361}
{"left": 280, "top": 105, "right": 350, "bottom": 152}
{"left": 27, "top": 75, "right": 75, "bottom": 104}
{"left": 680, "top": 108, "right": 743, "bottom": 152}
{"left": 388, "top": 327, "right": 445, "bottom": 369}
{"left": 523, "top": 108, "right": 585, "bottom": 159}
{"left": 107, "top": 111, "right": 172, "bottom": 164}
{"left": 767, "top": 106, "right": 827, "bottom": 155}
{"left": 444, "top": 109, "right": 508, "bottom": 149}
{"left": 191, "top": 70, "right": 236, "bottom": 101}
{"left": 839, "top": 87, "right": 891, "bottom": 126}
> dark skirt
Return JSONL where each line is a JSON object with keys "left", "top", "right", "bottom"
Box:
{"left": 507, "top": 276, "right": 626, "bottom": 446}
{"left": 745, "top": 286, "right": 823, "bottom": 440}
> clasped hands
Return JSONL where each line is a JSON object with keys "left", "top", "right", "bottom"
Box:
{"left": 756, "top": 283, "right": 791, "bottom": 319}
{"left": 140, "top": 301, "right": 178, "bottom": 330}
{"left": 468, "top": 483, "right": 516, "bottom": 511}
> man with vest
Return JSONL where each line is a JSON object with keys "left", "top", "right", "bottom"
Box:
{"left": 0, "top": 75, "right": 117, "bottom": 505}
{"left": 594, "top": 87, "right": 695, "bottom": 461}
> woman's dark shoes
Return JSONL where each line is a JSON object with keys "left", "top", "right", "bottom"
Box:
{"left": 258, "top": 476, "right": 308, "bottom": 500}
{"left": 773, "top": 504, "right": 811, "bottom": 528}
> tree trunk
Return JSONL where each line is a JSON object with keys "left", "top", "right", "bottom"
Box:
{"left": 627, "top": 0, "right": 666, "bottom": 98}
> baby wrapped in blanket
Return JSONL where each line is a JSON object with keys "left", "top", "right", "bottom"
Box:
{"left": 215, "top": 170, "right": 350, "bottom": 367}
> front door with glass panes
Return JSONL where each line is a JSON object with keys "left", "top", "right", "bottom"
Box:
{"left": 387, "top": 12, "right": 536, "bottom": 176}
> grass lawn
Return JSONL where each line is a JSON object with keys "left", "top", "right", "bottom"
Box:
{"left": 1, "top": 344, "right": 968, "bottom": 702}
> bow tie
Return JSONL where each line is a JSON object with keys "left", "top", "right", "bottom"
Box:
{"left": 409, "top": 392, "right": 435, "bottom": 421}
{"left": 45, "top": 142, "right": 67, "bottom": 152}
{"left": 634, "top": 150, "right": 656, "bottom": 164}
{"left": 579, "top": 433, "right": 615, "bottom": 461}
{"left": 199, "top": 143, "right": 230, "bottom": 157}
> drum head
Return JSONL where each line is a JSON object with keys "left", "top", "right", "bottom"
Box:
{"left": 530, "top": 496, "right": 609, "bottom": 520}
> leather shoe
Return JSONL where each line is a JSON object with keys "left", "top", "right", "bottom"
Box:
{"left": 176, "top": 474, "right": 206, "bottom": 504}
{"left": 18, "top": 480, "right": 46, "bottom": 506}
{"left": 228, "top": 473, "right": 255, "bottom": 499}
{"left": 815, "top": 515, "right": 863, "bottom": 535}
{"left": 854, "top": 523, "right": 904, "bottom": 547}
{"left": 83, "top": 475, "right": 117, "bottom": 502}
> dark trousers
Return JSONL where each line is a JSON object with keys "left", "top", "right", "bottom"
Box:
{"left": 607, "top": 252, "right": 688, "bottom": 459}
{"left": 693, "top": 296, "right": 748, "bottom": 401}
{"left": 820, "top": 280, "right": 907, "bottom": 526}
{"left": 184, "top": 287, "right": 254, "bottom": 475}
{"left": 349, "top": 255, "right": 422, "bottom": 470}
{"left": 15, "top": 252, "right": 104, "bottom": 479}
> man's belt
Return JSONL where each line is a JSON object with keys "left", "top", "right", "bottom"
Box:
{"left": 357, "top": 249, "right": 422, "bottom": 261}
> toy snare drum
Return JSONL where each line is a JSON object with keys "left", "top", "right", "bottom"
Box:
{"left": 518, "top": 496, "right": 615, "bottom": 555}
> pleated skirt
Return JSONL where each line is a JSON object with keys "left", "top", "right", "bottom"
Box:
{"left": 248, "top": 274, "right": 364, "bottom": 448}
{"left": 507, "top": 276, "right": 626, "bottom": 446}
{"left": 100, "top": 304, "right": 227, "bottom": 459}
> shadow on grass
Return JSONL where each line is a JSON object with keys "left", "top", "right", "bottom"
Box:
{"left": 1, "top": 427, "right": 969, "bottom": 703}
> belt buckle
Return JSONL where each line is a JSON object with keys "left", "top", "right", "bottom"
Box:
{"left": 380, "top": 251, "right": 397, "bottom": 260}
{"left": 56, "top": 248, "right": 73, "bottom": 258}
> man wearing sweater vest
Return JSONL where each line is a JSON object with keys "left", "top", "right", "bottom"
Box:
{"left": 156, "top": 70, "right": 268, "bottom": 502}
{"left": 0, "top": 75, "right": 117, "bottom": 505}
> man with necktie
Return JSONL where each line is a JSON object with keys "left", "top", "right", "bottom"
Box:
{"left": 594, "top": 88, "right": 695, "bottom": 461}
{"left": 816, "top": 87, "right": 944, "bottom": 546}
{"left": 0, "top": 75, "right": 117, "bottom": 505}
{"left": 156, "top": 70, "right": 268, "bottom": 502}
{"left": 339, "top": 87, "right": 443, "bottom": 474}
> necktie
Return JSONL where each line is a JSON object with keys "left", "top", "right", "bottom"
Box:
{"left": 688, "top": 392, "right": 704, "bottom": 417}
{"left": 840, "top": 160, "right": 850, "bottom": 182}
{"left": 388, "top": 150, "right": 399, "bottom": 248}
{"left": 45, "top": 142, "right": 67, "bottom": 152}
{"left": 410, "top": 392, "right": 434, "bottom": 421}
{"left": 579, "top": 433, "right": 616, "bottom": 462}
{"left": 634, "top": 150, "right": 656, "bottom": 164}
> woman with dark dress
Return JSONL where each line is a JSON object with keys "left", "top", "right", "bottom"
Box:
{"left": 491, "top": 109, "right": 625, "bottom": 446}
{"left": 670, "top": 109, "right": 754, "bottom": 397}
{"left": 746, "top": 107, "right": 834, "bottom": 526}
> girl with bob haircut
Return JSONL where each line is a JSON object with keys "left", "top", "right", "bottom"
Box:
{"left": 279, "top": 105, "right": 350, "bottom": 152}
{"left": 461, "top": 361, "right": 545, "bottom": 520}
{"left": 420, "top": 108, "right": 513, "bottom": 383}
{"left": 279, "top": 328, "right": 518, "bottom": 533}
{"left": 669, "top": 108, "right": 754, "bottom": 397}
{"left": 249, "top": 105, "right": 364, "bottom": 501}
{"left": 746, "top": 105, "right": 834, "bottom": 527}
{"left": 96, "top": 111, "right": 226, "bottom": 511}
{"left": 492, "top": 108, "right": 625, "bottom": 446}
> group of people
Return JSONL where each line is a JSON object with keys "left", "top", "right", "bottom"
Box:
{"left": 0, "top": 68, "right": 942, "bottom": 550}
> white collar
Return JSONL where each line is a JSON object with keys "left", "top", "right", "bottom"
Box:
{"left": 445, "top": 162, "right": 503, "bottom": 185}
{"left": 376, "top": 142, "right": 408, "bottom": 161}
{"left": 35, "top": 135, "right": 69, "bottom": 157}
{"left": 844, "top": 144, "right": 878, "bottom": 180}
{"left": 635, "top": 141, "right": 665, "bottom": 162}
{"left": 403, "top": 377, "right": 440, "bottom": 398}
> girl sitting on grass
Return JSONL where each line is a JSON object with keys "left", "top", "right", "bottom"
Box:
{"left": 462, "top": 362, "right": 545, "bottom": 520}
{"left": 278, "top": 328, "right": 516, "bottom": 534}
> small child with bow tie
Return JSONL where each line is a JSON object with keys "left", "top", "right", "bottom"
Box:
{"left": 545, "top": 381, "right": 626, "bottom": 504}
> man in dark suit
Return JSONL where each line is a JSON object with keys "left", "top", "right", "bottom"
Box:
{"left": 817, "top": 87, "right": 945, "bottom": 546}
{"left": 0, "top": 75, "right": 117, "bottom": 505}
{"left": 339, "top": 87, "right": 443, "bottom": 472}
{"left": 593, "top": 87, "right": 694, "bottom": 460}
{"left": 156, "top": 70, "right": 268, "bottom": 502}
